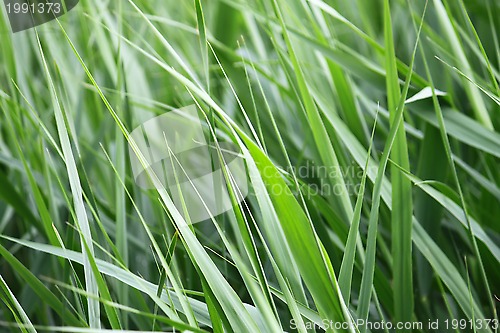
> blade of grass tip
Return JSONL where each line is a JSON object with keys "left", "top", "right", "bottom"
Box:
{"left": 230, "top": 171, "right": 312, "bottom": 332}
{"left": 339, "top": 107, "right": 379, "bottom": 305}
{"left": 55, "top": 16, "right": 200, "bottom": 327}
{"left": 98, "top": 19, "right": 344, "bottom": 330}
{"left": 306, "top": 2, "right": 370, "bottom": 145}
{"left": 239, "top": 40, "right": 267, "bottom": 154}
{"left": 319, "top": 75, "right": 493, "bottom": 331}
{"left": 46, "top": 23, "right": 166, "bottom": 325}
{"left": 198, "top": 47, "right": 300, "bottom": 317}
{"left": 357, "top": 2, "right": 426, "bottom": 331}
{"left": 101, "top": 146, "right": 199, "bottom": 328}
{"left": 434, "top": 57, "right": 500, "bottom": 107}
{"left": 457, "top": 0, "right": 500, "bottom": 98}
{"left": 304, "top": 0, "right": 430, "bottom": 89}
{"left": 415, "top": 11, "right": 498, "bottom": 326}
{"left": 33, "top": 30, "right": 100, "bottom": 328}
{"left": 140, "top": 41, "right": 345, "bottom": 331}
{"left": 270, "top": 0, "right": 354, "bottom": 223}
{"left": 411, "top": 106, "right": 500, "bottom": 158}
{"left": 241, "top": 136, "right": 355, "bottom": 332}
{"left": 194, "top": 0, "right": 216, "bottom": 156}
{"left": 0, "top": 274, "right": 37, "bottom": 333}
{"left": 241, "top": 47, "right": 318, "bottom": 311}
{"left": 208, "top": 42, "right": 264, "bottom": 150}
{"left": 202, "top": 46, "right": 312, "bottom": 320}
{"left": 161, "top": 114, "right": 282, "bottom": 331}
{"left": 454, "top": 157, "right": 500, "bottom": 201}
{"left": 195, "top": 0, "right": 209, "bottom": 91}
{"left": 127, "top": 0, "right": 202, "bottom": 87}
{"left": 432, "top": 0, "right": 494, "bottom": 130}
{"left": 196, "top": 100, "right": 280, "bottom": 318}
{"left": 384, "top": 0, "right": 418, "bottom": 330}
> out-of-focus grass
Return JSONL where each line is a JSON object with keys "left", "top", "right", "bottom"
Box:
{"left": 0, "top": 0, "right": 499, "bottom": 332}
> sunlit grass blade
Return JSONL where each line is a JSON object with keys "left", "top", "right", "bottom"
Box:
{"left": 338, "top": 108, "right": 378, "bottom": 304}
{"left": 432, "top": 0, "right": 493, "bottom": 130}
{"left": 271, "top": 0, "right": 354, "bottom": 223}
{"left": 415, "top": 13, "right": 498, "bottom": 321}
{"left": 0, "top": 243, "right": 85, "bottom": 327}
{"left": 34, "top": 29, "right": 101, "bottom": 329}
{"left": 0, "top": 274, "right": 37, "bottom": 333}
{"left": 384, "top": 0, "right": 417, "bottom": 329}
{"left": 356, "top": 2, "right": 424, "bottom": 330}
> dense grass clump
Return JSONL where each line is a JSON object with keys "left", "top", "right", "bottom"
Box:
{"left": 0, "top": 0, "right": 499, "bottom": 332}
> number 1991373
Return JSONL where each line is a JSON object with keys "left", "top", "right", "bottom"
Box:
{"left": 5, "top": 2, "right": 61, "bottom": 14}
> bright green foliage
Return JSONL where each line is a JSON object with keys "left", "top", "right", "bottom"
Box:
{"left": 0, "top": 0, "right": 499, "bottom": 332}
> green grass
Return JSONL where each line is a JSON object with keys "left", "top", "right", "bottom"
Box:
{"left": 0, "top": 0, "right": 499, "bottom": 332}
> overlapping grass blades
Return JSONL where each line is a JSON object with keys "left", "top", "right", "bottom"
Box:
{"left": 0, "top": 0, "right": 498, "bottom": 332}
